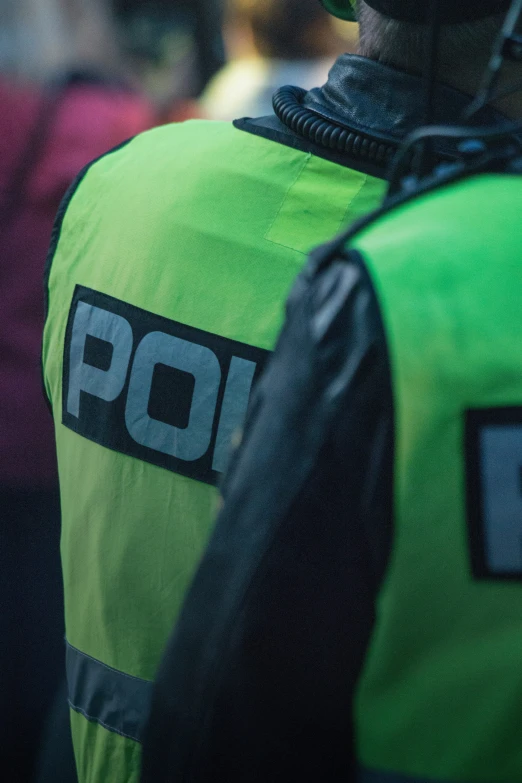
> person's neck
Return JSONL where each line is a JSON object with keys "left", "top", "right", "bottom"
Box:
{"left": 366, "top": 47, "right": 522, "bottom": 120}
{"left": 441, "top": 59, "right": 522, "bottom": 120}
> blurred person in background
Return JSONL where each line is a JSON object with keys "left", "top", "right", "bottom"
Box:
{"left": 202, "top": 0, "right": 355, "bottom": 120}
{"left": 41, "top": 1, "right": 514, "bottom": 782}
{"left": 114, "top": 0, "right": 225, "bottom": 122}
{"left": 0, "top": 0, "right": 153, "bottom": 780}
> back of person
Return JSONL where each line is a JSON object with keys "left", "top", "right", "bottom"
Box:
{"left": 42, "top": 116, "right": 386, "bottom": 782}
{"left": 348, "top": 169, "right": 522, "bottom": 782}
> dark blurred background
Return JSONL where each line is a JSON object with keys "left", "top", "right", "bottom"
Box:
{"left": 114, "top": 0, "right": 227, "bottom": 112}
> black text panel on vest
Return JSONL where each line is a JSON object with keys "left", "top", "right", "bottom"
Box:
{"left": 466, "top": 407, "right": 522, "bottom": 581}
{"left": 62, "top": 286, "right": 269, "bottom": 486}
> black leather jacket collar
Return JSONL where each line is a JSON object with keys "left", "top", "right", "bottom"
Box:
{"left": 304, "top": 53, "right": 505, "bottom": 143}
{"left": 235, "top": 53, "right": 510, "bottom": 177}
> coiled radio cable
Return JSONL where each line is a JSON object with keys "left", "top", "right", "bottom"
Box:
{"left": 272, "top": 85, "right": 397, "bottom": 166}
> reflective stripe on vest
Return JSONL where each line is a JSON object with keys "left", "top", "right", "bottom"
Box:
{"left": 66, "top": 641, "right": 152, "bottom": 742}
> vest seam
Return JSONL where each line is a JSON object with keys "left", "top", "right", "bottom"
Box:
{"left": 263, "top": 153, "right": 311, "bottom": 253}
{"left": 68, "top": 699, "right": 140, "bottom": 743}
{"left": 337, "top": 173, "right": 369, "bottom": 236}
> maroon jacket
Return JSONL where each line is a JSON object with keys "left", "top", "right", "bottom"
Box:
{"left": 0, "top": 76, "right": 154, "bottom": 487}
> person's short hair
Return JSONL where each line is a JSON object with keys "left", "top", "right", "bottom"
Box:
{"left": 357, "top": 0, "right": 503, "bottom": 75}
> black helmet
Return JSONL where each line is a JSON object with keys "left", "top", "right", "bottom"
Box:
{"left": 321, "top": 0, "right": 512, "bottom": 23}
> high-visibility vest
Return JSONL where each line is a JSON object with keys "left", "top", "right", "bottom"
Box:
{"left": 42, "top": 119, "right": 385, "bottom": 783}
{"left": 350, "top": 172, "right": 522, "bottom": 782}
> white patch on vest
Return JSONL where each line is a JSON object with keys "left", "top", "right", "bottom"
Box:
{"left": 480, "top": 424, "right": 522, "bottom": 574}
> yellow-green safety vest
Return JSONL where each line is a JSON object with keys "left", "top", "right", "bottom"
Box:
{"left": 351, "top": 172, "right": 522, "bottom": 782}
{"left": 42, "top": 119, "right": 385, "bottom": 782}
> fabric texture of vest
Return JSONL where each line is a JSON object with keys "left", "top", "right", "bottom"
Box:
{"left": 42, "top": 119, "right": 385, "bottom": 783}
{"left": 350, "top": 172, "right": 522, "bottom": 782}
